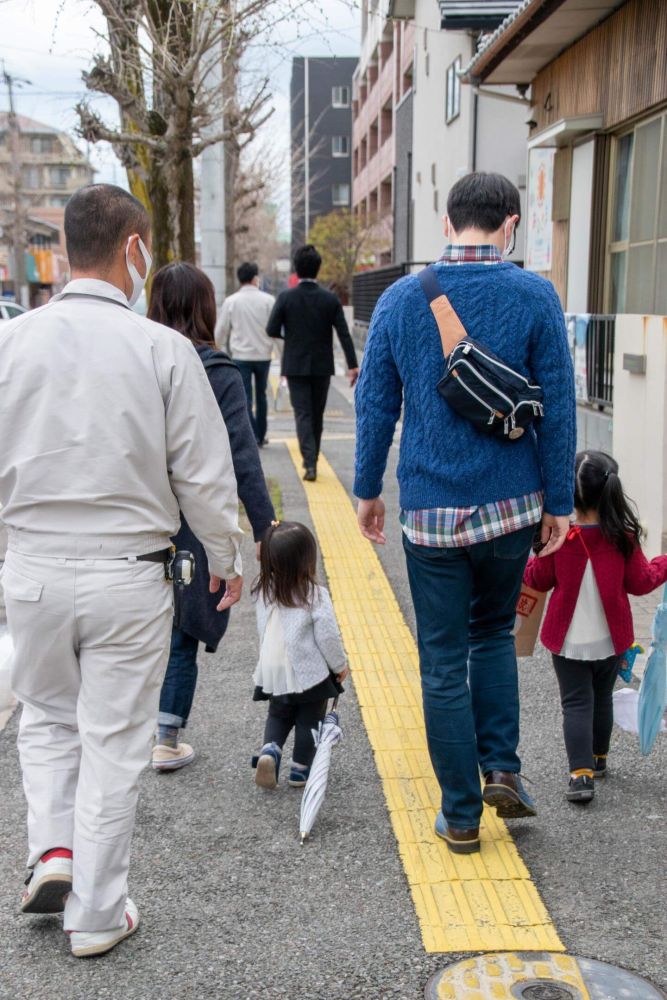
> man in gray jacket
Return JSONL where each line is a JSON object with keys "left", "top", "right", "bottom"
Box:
{"left": 0, "top": 184, "right": 243, "bottom": 957}
{"left": 216, "top": 261, "right": 275, "bottom": 446}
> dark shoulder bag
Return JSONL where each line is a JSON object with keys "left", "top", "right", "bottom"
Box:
{"left": 417, "top": 265, "right": 544, "bottom": 440}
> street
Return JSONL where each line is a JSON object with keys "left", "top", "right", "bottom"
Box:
{"left": 0, "top": 373, "right": 664, "bottom": 1000}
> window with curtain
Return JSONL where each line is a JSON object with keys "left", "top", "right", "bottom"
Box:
{"left": 608, "top": 112, "right": 667, "bottom": 314}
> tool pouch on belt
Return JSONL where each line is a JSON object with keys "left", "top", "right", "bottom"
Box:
{"left": 417, "top": 265, "right": 544, "bottom": 441}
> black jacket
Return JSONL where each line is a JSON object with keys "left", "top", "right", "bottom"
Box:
{"left": 172, "top": 346, "right": 275, "bottom": 651}
{"left": 266, "top": 280, "right": 358, "bottom": 377}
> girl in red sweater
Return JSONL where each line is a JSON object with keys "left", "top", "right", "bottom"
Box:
{"left": 524, "top": 450, "right": 667, "bottom": 803}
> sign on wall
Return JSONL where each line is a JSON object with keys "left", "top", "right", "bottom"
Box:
{"left": 525, "top": 147, "right": 556, "bottom": 272}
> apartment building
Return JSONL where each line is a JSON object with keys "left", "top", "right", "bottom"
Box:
{"left": 0, "top": 114, "right": 94, "bottom": 302}
{"left": 290, "top": 57, "right": 358, "bottom": 251}
{"left": 392, "top": 0, "right": 528, "bottom": 263}
{"left": 351, "top": 2, "right": 415, "bottom": 265}
{"left": 0, "top": 114, "right": 94, "bottom": 210}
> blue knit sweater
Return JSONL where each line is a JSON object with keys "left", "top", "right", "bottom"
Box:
{"left": 353, "top": 262, "right": 576, "bottom": 516}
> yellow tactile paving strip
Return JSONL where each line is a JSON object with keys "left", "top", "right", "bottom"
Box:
{"left": 287, "top": 441, "right": 564, "bottom": 954}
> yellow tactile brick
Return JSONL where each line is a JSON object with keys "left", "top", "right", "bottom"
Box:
{"left": 287, "top": 442, "right": 563, "bottom": 954}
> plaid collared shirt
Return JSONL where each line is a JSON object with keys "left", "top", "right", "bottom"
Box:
{"left": 400, "top": 243, "right": 543, "bottom": 548}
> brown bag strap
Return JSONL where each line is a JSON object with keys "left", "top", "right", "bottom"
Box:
{"left": 417, "top": 265, "right": 468, "bottom": 357}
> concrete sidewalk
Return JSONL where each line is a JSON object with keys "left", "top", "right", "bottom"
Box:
{"left": 0, "top": 377, "right": 665, "bottom": 999}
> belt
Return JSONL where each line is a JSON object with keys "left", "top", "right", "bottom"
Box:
{"left": 137, "top": 547, "right": 173, "bottom": 564}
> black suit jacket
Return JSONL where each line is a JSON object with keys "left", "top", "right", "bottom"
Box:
{"left": 266, "top": 280, "right": 358, "bottom": 377}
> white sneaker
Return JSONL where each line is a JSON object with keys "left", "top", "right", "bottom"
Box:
{"left": 21, "top": 849, "right": 73, "bottom": 914}
{"left": 70, "top": 898, "right": 139, "bottom": 958}
{"left": 151, "top": 741, "right": 195, "bottom": 771}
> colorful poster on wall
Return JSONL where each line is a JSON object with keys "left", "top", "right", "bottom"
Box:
{"left": 526, "top": 147, "right": 556, "bottom": 272}
{"left": 565, "top": 312, "right": 589, "bottom": 403}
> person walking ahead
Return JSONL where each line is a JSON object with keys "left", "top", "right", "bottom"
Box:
{"left": 524, "top": 450, "right": 667, "bottom": 803}
{"left": 267, "top": 244, "right": 359, "bottom": 481}
{"left": 216, "top": 261, "right": 276, "bottom": 447}
{"left": 354, "top": 172, "right": 576, "bottom": 855}
{"left": 0, "top": 184, "right": 243, "bottom": 956}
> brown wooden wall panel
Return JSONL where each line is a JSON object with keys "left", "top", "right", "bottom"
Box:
{"left": 531, "top": 0, "right": 667, "bottom": 134}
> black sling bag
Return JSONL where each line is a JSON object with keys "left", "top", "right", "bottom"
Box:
{"left": 417, "top": 265, "right": 544, "bottom": 441}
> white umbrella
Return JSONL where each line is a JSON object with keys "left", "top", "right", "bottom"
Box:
{"left": 299, "top": 704, "right": 343, "bottom": 844}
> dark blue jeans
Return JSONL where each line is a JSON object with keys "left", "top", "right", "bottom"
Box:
{"left": 235, "top": 359, "right": 271, "bottom": 444}
{"left": 403, "top": 524, "right": 534, "bottom": 829}
{"left": 158, "top": 626, "right": 199, "bottom": 729}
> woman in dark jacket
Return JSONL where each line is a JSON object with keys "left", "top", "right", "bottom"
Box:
{"left": 147, "top": 262, "right": 275, "bottom": 770}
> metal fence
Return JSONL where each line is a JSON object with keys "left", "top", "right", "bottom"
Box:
{"left": 585, "top": 315, "right": 615, "bottom": 409}
{"left": 352, "top": 262, "right": 429, "bottom": 326}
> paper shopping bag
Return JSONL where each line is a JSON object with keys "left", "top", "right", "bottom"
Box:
{"left": 513, "top": 585, "right": 547, "bottom": 657}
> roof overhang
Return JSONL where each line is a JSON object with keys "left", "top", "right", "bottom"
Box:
{"left": 527, "top": 113, "right": 603, "bottom": 147}
{"left": 462, "top": 0, "right": 628, "bottom": 85}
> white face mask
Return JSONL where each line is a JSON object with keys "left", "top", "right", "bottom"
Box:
{"left": 125, "top": 236, "right": 152, "bottom": 307}
{"left": 502, "top": 219, "right": 517, "bottom": 258}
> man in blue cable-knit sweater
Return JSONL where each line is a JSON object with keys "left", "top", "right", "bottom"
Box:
{"left": 354, "top": 172, "right": 576, "bottom": 854}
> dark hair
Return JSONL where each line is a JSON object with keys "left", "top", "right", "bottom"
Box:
{"left": 65, "top": 184, "right": 150, "bottom": 271}
{"left": 574, "top": 450, "right": 642, "bottom": 559}
{"left": 446, "top": 172, "right": 521, "bottom": 234}
{"left": 293, "top": 244, "right": 322, "bottom": 279}
{"left": 251, "top": 521, "right": 318, "bottom": 609}
{"left": 237, "top": 261, "right": 258, "bottom": 285}
{"left": 148, "top": 262, "right": 216, "bottom": 346}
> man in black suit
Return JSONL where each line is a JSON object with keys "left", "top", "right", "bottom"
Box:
{"left": 267, "top": 244, "right": 359, "bottom": 481}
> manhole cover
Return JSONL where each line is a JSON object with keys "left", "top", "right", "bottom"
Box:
{"left": 425, "top": 953, "right": 666, "bottom": 1000}
{"left": 518, "top": 985, "right": 575, "bottom": 1000}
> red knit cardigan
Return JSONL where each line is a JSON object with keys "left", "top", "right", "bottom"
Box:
{"left": 523, "top": 525, "right": 667, "bottom": 656}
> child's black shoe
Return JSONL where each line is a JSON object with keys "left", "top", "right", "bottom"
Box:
{"left": 566, "top": 774, "right": 594, "bottom": 803}
{"left": 593, "top": 755, "right": 607, "bottom": 778}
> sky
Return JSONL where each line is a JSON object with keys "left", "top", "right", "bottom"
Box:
{"left": 0, "top": 0, "right": 362, "bottom": 232}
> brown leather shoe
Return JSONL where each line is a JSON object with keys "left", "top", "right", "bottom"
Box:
{"left": 303, "top": 468, "right": 317, "bottom": 482}
{"left": 434, "top": 812, "right": 480, "bottom": 854}
{"left": 483, "top": 771, "right": 537, "bottom": 818}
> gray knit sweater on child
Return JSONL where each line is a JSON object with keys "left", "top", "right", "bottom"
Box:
{"left": 255, "top": 585, "right": 347, "bottom": 691}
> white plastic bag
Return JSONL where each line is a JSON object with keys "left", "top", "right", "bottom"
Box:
{"left": 614, "top": 685, "right": 667, "bottom": 735}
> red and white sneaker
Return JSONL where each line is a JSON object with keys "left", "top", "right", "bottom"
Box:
{"left": 21, "top": 848, "right": 73, "bottom": 914}
{"left": 70, "top": 898, "right": 139, "bottom": 958}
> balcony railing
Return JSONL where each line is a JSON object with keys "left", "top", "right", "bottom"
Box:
{"left": 566, "top": 313, "right": 615, "bottom": 411}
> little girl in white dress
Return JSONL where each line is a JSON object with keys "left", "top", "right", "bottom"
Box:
{"left": 251, "top": 521, "right": 349, "bottom": 789}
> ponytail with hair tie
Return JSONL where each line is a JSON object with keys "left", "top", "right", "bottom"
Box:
{"left": 575, "top": 450, "right": 642, "bottom": 559}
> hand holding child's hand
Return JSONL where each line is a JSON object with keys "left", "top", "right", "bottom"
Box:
{"left": 336, "top": 666, "right": 350, "bottom": 683}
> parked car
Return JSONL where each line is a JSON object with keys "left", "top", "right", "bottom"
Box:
{"left": 0, "top": 302, "right": 27, "bottom": 322}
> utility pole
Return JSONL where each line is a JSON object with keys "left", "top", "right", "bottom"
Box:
{"left": 199, "top": 37, "right": 226, "bottom": 309}
{"left": 2, "top": 64, "right": 29, "bottom": 306}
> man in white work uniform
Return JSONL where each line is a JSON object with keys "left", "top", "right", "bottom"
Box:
{"left": 215, "top": 261, "right": 275, "bottom": 446}
{"left": 0, "top": 184, "right": 243, "bottom": 958}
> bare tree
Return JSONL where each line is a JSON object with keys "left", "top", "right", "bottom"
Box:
{"left": 75, "top": 0, "right": 302, "bottom": 266}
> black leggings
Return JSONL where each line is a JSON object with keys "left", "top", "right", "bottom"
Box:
{"left": 264, "top": 698, "right": 328, "bottom": 768}
{"left": 552, "top": 654, "right": 620, "bottom": 771}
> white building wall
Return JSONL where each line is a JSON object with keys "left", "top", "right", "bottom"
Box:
{"left": 613, "top": 315, "right": 667, "bottom": 557}
{"left": 409, "top": 0, "right": 529, "bottom": 263}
